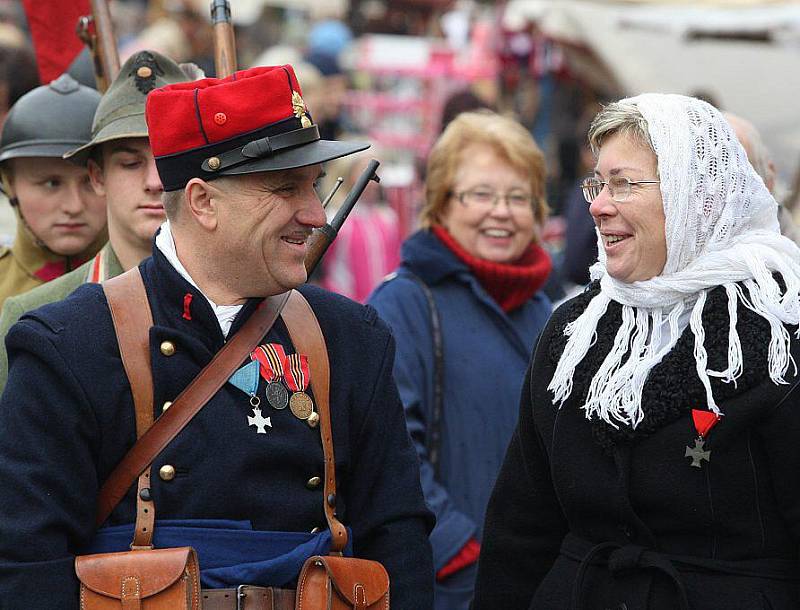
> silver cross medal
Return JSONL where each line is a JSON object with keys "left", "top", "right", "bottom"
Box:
{"left": 248, "top": 406, "right": 272, "bottom": 434}
{"left": 685, "top": 437, "right": 710, "bottom": 468}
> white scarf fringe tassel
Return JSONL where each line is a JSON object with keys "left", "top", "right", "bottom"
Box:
{"left": 550, "top": 249, "right": 800, "bottom": 429}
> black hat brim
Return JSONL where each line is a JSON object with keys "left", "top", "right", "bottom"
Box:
{"left": 216, "top": 139, "right": 370, "bottom": 177}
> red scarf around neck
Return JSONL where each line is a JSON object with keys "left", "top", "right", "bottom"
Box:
{"left": 431, "top": 224, "right": 552, "bottom": 312}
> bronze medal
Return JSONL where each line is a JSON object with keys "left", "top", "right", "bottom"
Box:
{"left": 266, "top": 381, "right": 289, "bottom": 410}
{"left": 289, "top": 391, "right": 314, "bottom": 420}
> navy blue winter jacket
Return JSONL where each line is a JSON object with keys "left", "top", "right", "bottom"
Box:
{"left": 369, "top": 230, "right": 552, "bottom": 571}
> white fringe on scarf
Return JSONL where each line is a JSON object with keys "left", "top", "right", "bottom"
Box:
{"left": 548, "top": 94, "right": 800, "bottom": 429}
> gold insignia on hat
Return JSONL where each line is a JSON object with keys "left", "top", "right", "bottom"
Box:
{"left": 291, "top": 91, "right": 312, "bottom": 129}
{"left": 207, "top": 156, "right": 221, "bottom": 171}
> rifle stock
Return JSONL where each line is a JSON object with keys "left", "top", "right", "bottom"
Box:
{"left": 76, "top": 0, "right": 120, "bottom": 93}
{"left": 304, "top": 159, "right": 381, "bottom": 275}
{"left": 91, "top": 0, "right": 120, "bottom": 84}
{"left": 211, "top": 0, "right": 237, "bottom": 78}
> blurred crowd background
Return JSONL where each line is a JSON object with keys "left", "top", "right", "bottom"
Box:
{"left": 1, "top": 0, "right": 798, "bottom": 301}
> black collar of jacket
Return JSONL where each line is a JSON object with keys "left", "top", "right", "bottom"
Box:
{"left": 141, "top": 239, "right": 263, "bottom": 351}
{"left": 550, "top": 281, "right": 774, "bottom": 451}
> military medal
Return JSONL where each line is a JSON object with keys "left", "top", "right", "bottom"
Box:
{"left": 248, "top": 406, "right": 272, "bottom": 434}
{"left": 285, "top": 353, "right": 315, "bottom": 421}
{"left": 684, "top": 409, "right": 720, "bottom": 468}
{"left": 252, "top": 344, "right": 289, "bottom": 410}
{"left": 290, "top": 391, "right": 314, "bottom": 420}
{"left": 228, "top": 360, "right": 271, "bottom": 434}
{"left": 266, "top": 381, "right": 289, "bottom": 410}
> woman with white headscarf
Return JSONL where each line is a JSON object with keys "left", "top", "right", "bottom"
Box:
{"left": 471, "top": 94, "right": 800, "bottom": 610}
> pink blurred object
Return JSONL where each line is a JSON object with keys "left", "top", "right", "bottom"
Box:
{"left": 321, "top": 205, "right": 402, "bottom": 303}
{"left": 542, "top": 215, "right": 566, "bottom": 244}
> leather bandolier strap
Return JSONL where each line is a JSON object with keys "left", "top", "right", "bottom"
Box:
{"left": 281, "top": 291, "right": 348, "bottom": 552}
{"left": 96, "top": 267, "right": 291, "bottom": 527}
{"left": 103, "top": 269, "right": 156, "bottom": 549}
{"left": 98, "top": 267, "right": 348, "bottom": 609}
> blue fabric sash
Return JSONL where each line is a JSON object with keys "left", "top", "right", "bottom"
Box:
{"left": 83, "top": 519, "right": 351, "bottom": 588}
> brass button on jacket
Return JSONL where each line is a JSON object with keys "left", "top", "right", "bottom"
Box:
{"left": 306, "top": 476, "right": 321, "bottom": 490}
{"left": 160, "top": 341, "right": 176, "bottom": 356}
{"left": 159, "top": 464, "right": 176, "bottom": 481}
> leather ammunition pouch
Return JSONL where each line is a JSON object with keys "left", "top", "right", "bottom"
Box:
{"left": 296, "top": 555, "right": 389, "bottom": 610}
{"left": 75, "top": 547, "right": 200, "bottom": 609}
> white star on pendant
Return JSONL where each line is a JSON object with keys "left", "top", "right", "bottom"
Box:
{"left": 248, "top": 407, "right": 272, "bottom": 434}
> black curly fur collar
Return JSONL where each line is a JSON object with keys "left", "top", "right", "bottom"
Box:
{"left": 549, "top": 281, "right": 772, "bottom": 450}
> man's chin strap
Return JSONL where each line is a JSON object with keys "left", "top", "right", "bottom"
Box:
{"left": 0, "top": 172, "right": 17, "bottom": 207}
{"left": 17, "top": 208, "right": 51, "bottom": 252}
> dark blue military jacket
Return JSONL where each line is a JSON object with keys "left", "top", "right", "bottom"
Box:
{"left": 0, "top": 246, "right": 435, "bottom": 609}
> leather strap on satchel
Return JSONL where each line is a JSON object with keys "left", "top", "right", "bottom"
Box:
{"left": 97, "top": 267, "right": 291, "bottom": 527}
{"left": 281, "top": 294, "right": 348, "bottom": 553}
{"left": 104, "top": 270, "right": 156, "bottom": 549}
{"left": 100, "top": 267, "right": 351, "bottom": 584}
{"left": 98, "top": 268, "right": 348, "bottom": 551}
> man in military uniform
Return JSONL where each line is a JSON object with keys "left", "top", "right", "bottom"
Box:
{"left": 0, "top": 74, "right": 107, "bottom": 307}
{"left": 0, "top": 65, "right": 434, "bottom": 608}
{"left": 0, "top": 50, "right": 193, "bottom": 390}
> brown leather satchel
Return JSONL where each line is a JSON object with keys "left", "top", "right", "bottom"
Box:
{"left": 296, "top": 556, "right": 389, "bottom": 610}
{"left": 76, "top": 547, "right": 200, "bottom": 610}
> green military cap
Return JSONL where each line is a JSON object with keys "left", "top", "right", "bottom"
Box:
{"left": 64, "top": 50, "right": 192, "bottom": 163}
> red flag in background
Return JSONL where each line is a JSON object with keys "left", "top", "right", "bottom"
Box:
{"left": 22, "top": 0, "right": 91, "bottom": 84}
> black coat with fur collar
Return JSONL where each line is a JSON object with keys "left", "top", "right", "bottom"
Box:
{"left": 473, "top": 282, "right": 800, "bottom": 610}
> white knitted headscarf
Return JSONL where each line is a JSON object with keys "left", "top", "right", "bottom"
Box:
{"left": 548, "top": 93, "right": 800, "bottom": 429}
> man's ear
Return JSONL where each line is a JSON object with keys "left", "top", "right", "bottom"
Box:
{"left": 767, "top": 159, "right": 777, "bottom": 194}
{"left": 87, "top": 158, "right": 106, "bottom": 196}
{"left": 185, "top": 177, "right": 219, "bottom": 231}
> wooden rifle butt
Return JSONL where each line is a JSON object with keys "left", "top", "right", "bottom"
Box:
{"left": 305, "top": 225, "right": 337, "bottom": 275}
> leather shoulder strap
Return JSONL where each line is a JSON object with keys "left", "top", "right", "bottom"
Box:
{"left": 281, "top": 291, "right": 347, "bottom": 554}
{"left": 103, "top": 268, "right": 154, "bottom": 439}
{"left": 102, "top": 268, "right": 156, "bottom": 547}
{"left": 95, "top": 287, "right": 291, "bottom": 527}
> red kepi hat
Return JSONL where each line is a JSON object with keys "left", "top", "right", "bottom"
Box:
{"left": 145, "top": 64, "right": 368, "bottom": 191}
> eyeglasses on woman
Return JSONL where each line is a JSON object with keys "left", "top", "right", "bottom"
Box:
{"left": 581, "top": 176, "right": 660, "bottom": 204}
{"left": 453, "top": 188, "right": 534, "bottom": 214}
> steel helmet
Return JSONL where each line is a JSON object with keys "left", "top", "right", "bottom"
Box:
{"left": 0, "top": 74, "right": 101, "bottom": 163}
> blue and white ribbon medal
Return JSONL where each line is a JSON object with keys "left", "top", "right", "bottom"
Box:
{"left": 228, "top": 360, "right": 271, "bottom": 434}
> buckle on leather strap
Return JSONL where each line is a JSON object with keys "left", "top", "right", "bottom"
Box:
{"left": 236, "top": 584, "right": 248, "bottom": 610}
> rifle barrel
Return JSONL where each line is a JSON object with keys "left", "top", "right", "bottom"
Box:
{"left": 331, "top": 159, "right": 381, "bottom": 232}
